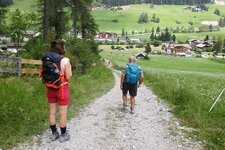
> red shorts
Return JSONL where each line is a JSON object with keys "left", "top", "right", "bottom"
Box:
{"left": 46, "top": 84, "right": 70, "bottom": 106}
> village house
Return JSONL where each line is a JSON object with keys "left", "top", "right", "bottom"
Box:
{"left": 162, "top": 43, "right": 192, "bottom": 56}
{"left": 188, "top": 39, "right": 215, "bottom": 50}
{"left": 116, "top": 6, "right": 123, "bottom": 10}
{"left": 130, "top": 38, "right": 141, "bottom": 43}
{"left": 135, "top": 52, "right": 146, "bottom": 59}
{"left": 95, "top": 32, "right": 117, "bottom": 41}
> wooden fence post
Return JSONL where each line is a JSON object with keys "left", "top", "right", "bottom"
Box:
{"left": 18, "top": 57, "right": 21, "bottom": 77}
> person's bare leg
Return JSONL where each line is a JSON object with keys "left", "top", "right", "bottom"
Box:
{"left": 130, "top": 96, "right": 135, "bottom": 114}
{"left": 59, "top": 105, "right": 70, "bottom": 142}
{"left": 49, "top": 103, "right": 59, "bottom": 141}
{"left": 59, "top": 105, "right": 68, "bottom": 128}
{"left": 123, "top": 94, "right": 128, "bottom": 106}
{"left": 122, "top": 94, "right": 128, "bottom": 111}
{"left": 49, "top": 103, "right": 57, "bottom": 126}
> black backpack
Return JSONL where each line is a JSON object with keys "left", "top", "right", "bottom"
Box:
{"left": 40, "top": 51, "right": 62, "bottom": 89}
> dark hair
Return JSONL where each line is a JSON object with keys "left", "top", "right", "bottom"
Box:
{"left": 51, "top": 40, "right": 65, "bottom": 55}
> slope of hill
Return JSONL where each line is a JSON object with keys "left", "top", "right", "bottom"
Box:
{"left": 9, "top": 0, "right": 37, "bottom": 12}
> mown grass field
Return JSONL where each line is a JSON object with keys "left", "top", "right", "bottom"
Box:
{"left": 92, "top": 4, "right": 225, "bottom": 32}
{"left": 92, "top": 4, "right": 225, "bottom": 42}
{"left": 0, "top": 63, "right": 114, "bottom": 149}
{"left": 100, "top": 46, "right": 225, "bottom": 149}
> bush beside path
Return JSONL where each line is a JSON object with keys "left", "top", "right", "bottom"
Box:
{"left": 12, "top": 71, "right": 202, "bottom": 150}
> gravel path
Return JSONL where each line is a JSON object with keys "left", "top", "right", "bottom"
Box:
{"left": 12, "top": 70, "right": 202, "bottom": 150}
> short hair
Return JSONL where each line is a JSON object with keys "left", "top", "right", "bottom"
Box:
{"left": 128, "top": 56, "right": 136, "bottom": 63}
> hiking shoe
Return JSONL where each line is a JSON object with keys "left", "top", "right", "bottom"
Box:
{"left": 50, "top": 131, "right": 59, "bottom": 141}
{"left": 59, "top": 132, "right": 70, "bottom": 143}
{"left": 130, "top": 107, "right": 135, "bottom": 114}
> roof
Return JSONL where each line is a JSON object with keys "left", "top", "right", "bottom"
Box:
{"left": 196, "top": 44, "right": 207, "bottom": 48}
{"left": 173, "top": 44, "right": 192, "bottom": 49}
{"left": 135, "top": 52, "right": 146, "bottom": 58}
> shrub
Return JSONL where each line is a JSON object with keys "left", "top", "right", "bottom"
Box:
{"left": 151, "top": 40, "right": 162, "bottom": 47}
{"left": 135, "top": 44, "right": 144, "bottom": 48}
{"left": 66, "top": 39, "right": 100, "bottom": 72}
{"left": 112, "top": 19, "right": 119, "bottom": 23}
{"left": 20, "top": 36, "right": 49, "bottom": 60}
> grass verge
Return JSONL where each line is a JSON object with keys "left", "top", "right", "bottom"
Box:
{"left": 144, "top": 72, "right": 225, "bottom": 149}
{"left": 0, "top": 62, "right": 114, "bottom": 149}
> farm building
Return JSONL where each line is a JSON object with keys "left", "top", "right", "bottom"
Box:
{"left": 135, "top": 52, "right": 146, "bottom": 59}
{"left": 95, "top": 32, "right": 117, "bottom": 41}
{"left": 163, "top": 43, "right": 192, "bottom": 55}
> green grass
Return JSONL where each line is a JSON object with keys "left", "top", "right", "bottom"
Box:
{"left": 92, "top": 4, "right": 224, "bottom": 33}
{"left": 0, "top": 63, "right": 114, "bottom": 149}
{"left": 100, "top": 47, "right": 225, "bottom": 149}
{"left": 100, "top": 47, "right": 225, "bottom": 74}
{"left": 8, "top": 0, "right": 37, "bottom": 12}
{"left": 92, "top": 4, "right": 225, "bottom": 42}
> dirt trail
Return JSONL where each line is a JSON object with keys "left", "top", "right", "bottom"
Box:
{"left": 12, "top": 71, "right": 202, "bottom": 150}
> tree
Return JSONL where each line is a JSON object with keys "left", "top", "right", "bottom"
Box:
{"left": 138, "top": 12, "right": 149, "bottom": 24}
{"left": 204, "top": 35, "right": 209, "bottom": 41}
{"left": 0, "top": 8, "right": 8, "bottom": 34}
{"left": 156, "top": 26, "right": 160, "bottom": 33}
{"left": 214, "top": 8, "right": 220, "bottom": 16}
{"left": 122, "top": 28, "right": 125, "bottom": 36}
{"left": 150, "top": 32, "right": 154, "bottom": 41}
{"left": 209, "top": 24, "right": 213, "bottom": 32}
{"left": 145, "top": 43, "right": 151, "bottom": 54}
{"left": 43, "top": 0, "right": 49, "bottom": 44}
{"left": 172, "top": 34, "right": 176, "bottom": 42}
{"left": 212, "top": 36, "right": 223, "bottom": 54}
{"left": 7, "top": 9, "right": 36, "bottom": 56}
{"left": 151, "top": 27, "right": 154, "bottom": 33}
{"left": 70, "top": 0, "right": 98, "bottom": 40}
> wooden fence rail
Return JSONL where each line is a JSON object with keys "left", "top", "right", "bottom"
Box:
{"left": 0, "top": 56, "right": 41, "bottom": 77}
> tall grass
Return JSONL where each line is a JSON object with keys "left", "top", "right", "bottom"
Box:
{"left": 0, "top": 63, "right": 114, "bottom": 149}
{"left": 144, "top": 72, "right": 225, "bottom": 149}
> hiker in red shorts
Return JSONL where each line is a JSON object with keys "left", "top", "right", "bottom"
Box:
{"left": 44, "top": 40, "right": 72, "bottom": 142}
{"left": 120, "top": 56, "right": 144, "bottom": 114}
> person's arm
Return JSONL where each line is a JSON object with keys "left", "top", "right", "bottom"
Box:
{"left": 120, "top": 73, "right": 125, "bottom": 89}
{"left": 64, "top": 62, "right": 72, "bottom": 81}
{"left": 139, "top": 74, "right": 144, "bottom": 85}
{"left": 120, "top": 65, "right": 127, "bottom": 89}
{"left": 138, "top": 68, "right": 144, "bottom": 87}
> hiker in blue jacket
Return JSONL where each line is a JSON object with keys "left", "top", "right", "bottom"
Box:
{"left": 120, "top": 56, "right": 144, "bottom": 114}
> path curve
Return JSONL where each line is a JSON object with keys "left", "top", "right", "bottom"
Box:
{"left": 12, "top": 71, "right": 202, "bottom": 150}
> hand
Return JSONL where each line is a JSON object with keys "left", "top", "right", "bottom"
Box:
{"left": 120, "top": 84, "right": 123, "bottom": 89}
{"left": 138, "top": 83, "right": 141, "bottom": 88}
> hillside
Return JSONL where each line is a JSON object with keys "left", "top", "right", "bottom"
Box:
{"left": 5, "top": 1, "right": 225, "bottom": 41}
{"left": 92, "top": 4, "right": 225, "bottom": 32}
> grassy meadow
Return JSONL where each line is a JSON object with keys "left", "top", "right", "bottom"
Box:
{"left": 92, "top": 4, "right": 225, "bottom": 31}
{"left": 100, "top": 46, "right": 225, "bottom": 149}
{"left": 0, "top": 63, "right": 114, "bottom": 149}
